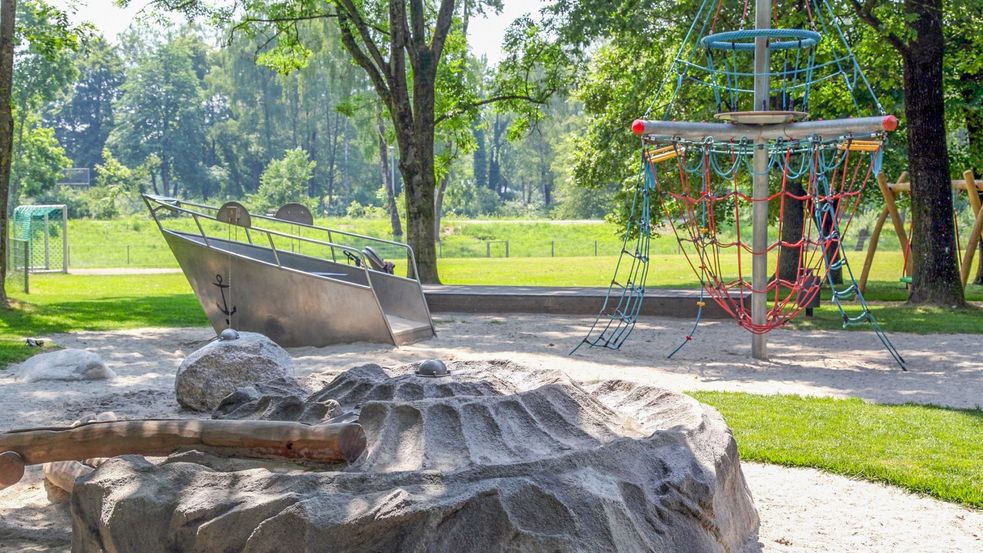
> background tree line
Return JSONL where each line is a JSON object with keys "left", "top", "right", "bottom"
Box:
{"left": 0, "top": 0, "right": 979, "bottom": 295}
{"left": 10, "top": 7, "right": 595, "bottom": 226}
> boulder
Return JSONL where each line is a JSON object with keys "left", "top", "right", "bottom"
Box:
{"left": 175, "top": 332, "right": 293, "bottom": 412}
{"left": 73, "top": 360, "right": 759, "bottom": 553}
{"left": 16, "top": 349, "right": 114, "bottom": 383}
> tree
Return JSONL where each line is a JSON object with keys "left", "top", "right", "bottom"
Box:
{"left": 0, "top": 0, "right": 15, "bottom": 304}
{"left": 145, "top": 0, "right": 558, "bottom": 284}
{"left": 251, "top": 147, "right": 316, "bottom": 212}
{"left": 48, "top": 36, "right": 124, "bottom": 170}
{"left": 0, "top": 0, "right": 77, "bottom": 303}
{"left": 109, "top": 29, "right": 209, "bottom": 197}
{"left": 377, "top": 113, "right": 402, "bottom": 237}
{"left": 848, "top": 0, "right": 964, "bottom": 306}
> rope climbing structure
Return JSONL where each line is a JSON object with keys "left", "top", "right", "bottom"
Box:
{"left": 574, "top": 0, "right": 906, "bottom": 369}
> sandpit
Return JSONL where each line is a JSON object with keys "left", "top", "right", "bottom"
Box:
{"left": 0, "top": 314, "right": 981, "bottom": 552}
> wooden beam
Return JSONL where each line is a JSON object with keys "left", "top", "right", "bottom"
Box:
{"left": 0, "top": 451, "right": 24, "bottom": 487}
{"left": 0, "top": 419, "right": 366, "bottom": 489}
{"left": 961, "top": 172, "right": 983, "bottom": 288}
{"left": 859, "top": 207, "right": 890, "bottom": 293}
{"left": 878, "top": 172, "right": 911, "bottom": 276}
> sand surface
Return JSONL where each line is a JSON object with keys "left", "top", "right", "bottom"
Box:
{"left": 0, "top": 315, "right": 980, "bottom": 551}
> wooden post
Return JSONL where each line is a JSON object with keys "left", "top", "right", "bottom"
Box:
{"left": 960, "top": 172, "right": 983, "bottom": 287}
{"left": 879, "top": 172, "right": 911, "bottom": 276}
{"left": 859, "top": 207, "right": 891, "bottom": 293}
{"left": 0, "top": 419, "right": 366, "bottom": 489}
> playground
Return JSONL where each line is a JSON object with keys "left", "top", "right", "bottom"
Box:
{"left": 0, "top": 0, "right": 981, "bottom": 551}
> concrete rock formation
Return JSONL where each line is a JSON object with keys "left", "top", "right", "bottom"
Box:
{"left": 213, "top": 376, "right": 338, "bottom": 424}
{"left": 175, "top": 331, "right": 293, "bottom": 412}
{"left": 16, "top": 349, "right": 114, "bottom": 383}
{"left": 73, "top": 360, "right": 759, "bottom": 552}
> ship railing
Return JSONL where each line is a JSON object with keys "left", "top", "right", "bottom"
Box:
{"left": 146, "top": 195, "right": 421, "bottom": 282}
{"left": 142, "top": 195, "right": 385, "bottom": 288}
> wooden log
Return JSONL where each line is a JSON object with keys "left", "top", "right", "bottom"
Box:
{"left": 859, "top": 207, "right": 890, "bottom": 293}
{"left": 0, "top": 451, "right": 25, "bottom": 488}
{"left": 960, "top": 190, "right": 983, "bottom": 288}
{"left": 0, "top": 419, "right": 366, "bottom": 489}
{"left": 878, "top": 172, "right": 912, "bottom": 276}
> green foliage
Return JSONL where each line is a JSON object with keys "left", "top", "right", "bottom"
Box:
{"left": 250, "top": 148, "right": 316, "bottom": 213}
{"left": 692, "top": 392, "right": 983, "bottom": 508}
{"left": 13, "top": 114, "right": 72, "bottom": 200}
{"left": 47, "top": 36, "right": 124, "bottom": 170}
{"left": 108, "top": 27, "right": 210, "bottom": 197}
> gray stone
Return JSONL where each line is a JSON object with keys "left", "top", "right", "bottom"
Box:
{"left": 175, "top": 331, "right": 293, "bottom": 412}
{"left": 213, "top": 377, "right": 339, "bottom": 424}
{"left": 73, "top": 360, "right": 758, "bottom": 553}
{"left": 16, "top": 349, "right": 114, "bottom": 383}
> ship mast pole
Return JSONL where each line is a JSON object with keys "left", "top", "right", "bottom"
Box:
{"left": 751, "top": 0, "right": 771, "bottom": 360}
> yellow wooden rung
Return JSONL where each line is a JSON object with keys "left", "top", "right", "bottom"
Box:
{"left": 645, "top": 145, "right": 680, "bottom": 164}
{"left": 838, "top": 140, "right": 882, "bottom": 152}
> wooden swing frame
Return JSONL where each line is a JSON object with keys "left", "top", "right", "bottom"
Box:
{"left": 859, "top": 170, "right": 983, "bottom": 292}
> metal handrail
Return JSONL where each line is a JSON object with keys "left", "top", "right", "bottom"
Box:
{"left": 143, "top": 195, "right": 378, "bottom": 283}
{"left": 145, "top": 194, "right": 420, "bottom": 280}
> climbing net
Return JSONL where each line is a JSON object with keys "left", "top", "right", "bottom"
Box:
{"left": 649, "top": 136, "right": 880, "bottom": 333}
{"left": 574, "top": 0, "right": 905, "bottom": 368}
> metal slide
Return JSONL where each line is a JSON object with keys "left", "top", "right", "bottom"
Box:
{"left": 143, "top": 194, "right": 435, "bottom": 347}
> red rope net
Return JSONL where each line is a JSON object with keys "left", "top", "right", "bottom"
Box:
{"left": 645, "top": 138, "right": 882, "bottom": 333}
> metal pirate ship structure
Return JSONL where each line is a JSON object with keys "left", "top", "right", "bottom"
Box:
{"left": 576, "top": 0, "right": 905, "bottom": 368}
{"left": 144, "top": 194, "right": 435, "bottom": 347}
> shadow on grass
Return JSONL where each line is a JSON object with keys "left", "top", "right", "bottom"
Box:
{"left": 0, "top": 294, "right": 206, "bottom": 367}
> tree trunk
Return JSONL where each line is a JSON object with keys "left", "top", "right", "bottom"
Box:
{"left": 0, "top": 0, "right": 15, "bottom": 304}
{"left": 160, "top": 160, "right": 171, "bottom": 197}
{"left": 778, "top": 180, "right": 805, "bottom": 284}
{"left": 378, "top": 115, "right": 402, "bottom": 238}
{"left": 435, "top": 171, "right": 449, "bottom": 240}
{"left": 398, "top": 134, "right": 439, "bottom": 282}
{"left": 903, "top": 0, "right": 964, "bottom": 305}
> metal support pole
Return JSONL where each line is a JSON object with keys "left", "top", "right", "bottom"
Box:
{"left": 43, "top": 213, "right": 50, "bottom": 270}
{"left": 751, "top": 0, "right": 771, "bottom": 360}
{"left": 61, "top": 206, "right": 68, "bottom": 273}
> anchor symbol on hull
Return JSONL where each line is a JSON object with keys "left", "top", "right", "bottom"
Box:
{"left": 213, "top": 274, "right": 237, "bottom": 327}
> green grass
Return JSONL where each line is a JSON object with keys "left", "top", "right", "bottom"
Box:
{"left": 692, "top": 392, "right": 983, "bottom": 508}
{"left": 0, "top": 273, "right": 203, "bottom": 366}
{"left": 65, "top": 215, "right": 924, "bottom": 268}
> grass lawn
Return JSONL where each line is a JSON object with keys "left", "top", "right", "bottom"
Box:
{"left": 692, "top": 392, "right": 983, "bottom": 509}
{"left": 0, "top": 273, "right": 203, "bottom": 366}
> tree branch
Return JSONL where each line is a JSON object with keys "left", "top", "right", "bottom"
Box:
{"left": 430, "top": 0, "right": 456, "bottom": 60}
{"left": 408, "top": 0, "right": 427, "bottom": 48}
{"left": 336, "top": 11, "right": 392, "bottom": 107}
{"left": 434, "top": 93, "right": 550, "bottom": 126}
{"left": 846, "top": 0, "right": 910, "bottom": 56}
{"left": 335, "top": 0, "right": 391, "bottom": 82}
